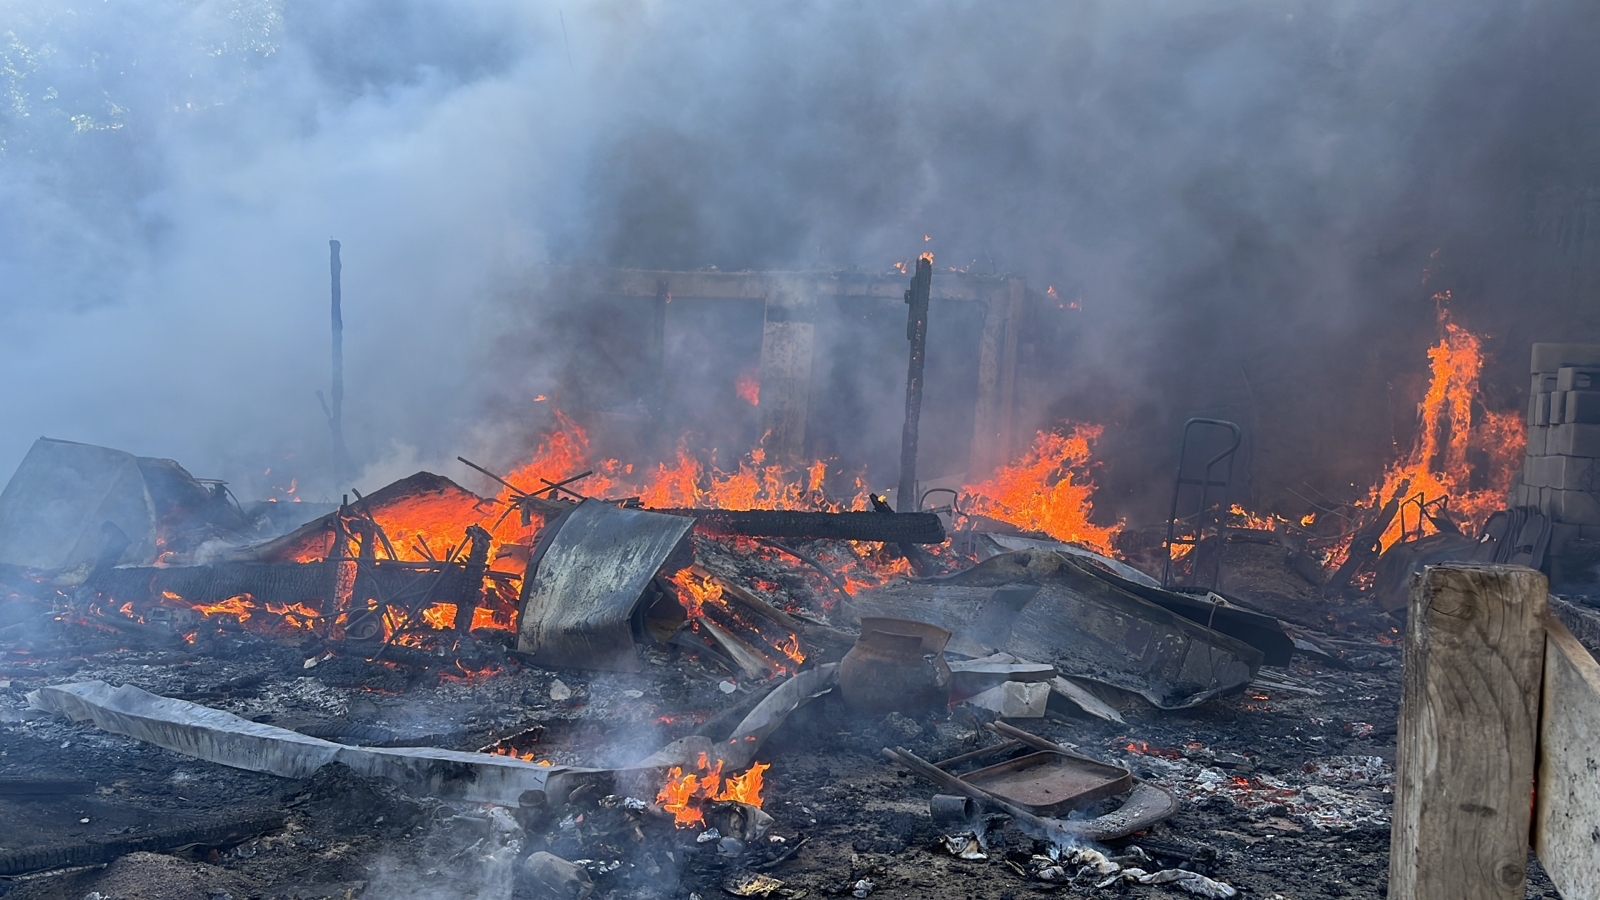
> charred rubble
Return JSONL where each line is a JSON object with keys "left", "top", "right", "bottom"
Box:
{"left": 0, "top": 396, "right": 1585, "bottom": 900}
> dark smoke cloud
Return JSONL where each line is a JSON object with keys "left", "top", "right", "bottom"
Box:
{"left": 3, "top": 0, "right": 1598, "bottom": 515}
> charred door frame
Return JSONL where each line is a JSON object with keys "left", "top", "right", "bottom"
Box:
{"left": 547, "top": 266, "right": 1028, "bottom": 480}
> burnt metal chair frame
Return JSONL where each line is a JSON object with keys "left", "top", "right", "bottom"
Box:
{"left": 1162, "top": 418, "right": 1243, "bottom": 591}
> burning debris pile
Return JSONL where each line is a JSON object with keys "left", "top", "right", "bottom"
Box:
{"left": 0, "top": 309, "right": 1557, "bottom": 900}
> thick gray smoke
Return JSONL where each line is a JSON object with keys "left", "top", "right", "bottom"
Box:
{"left": 4, "top": 0, "right": 1597, "bottom": 516}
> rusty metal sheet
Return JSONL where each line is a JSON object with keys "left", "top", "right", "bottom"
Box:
{"left": 516, "top": 500, "right": 694, "bottom": 672}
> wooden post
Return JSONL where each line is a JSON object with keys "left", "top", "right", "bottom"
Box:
{"left": 969, "top": 278, "right": 1024, "bottom": 478}
{"left": 320, "top": 240, "right": 357, "bottom": 483}
{"left": 1388, "top": 563, "right": 1547, "bottom": 900}
{"left": 647, "top": 278, "right": 668, "bottom": 419}
{"left": 896, "top": 256, "right": 933, "bottom": 512}
{"left": 757, "top": 278, "right": 815, "bottom": 464}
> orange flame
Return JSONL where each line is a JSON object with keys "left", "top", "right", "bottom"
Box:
{"left": 713, "top": 760, "right": 768, "bottom": 805}
{"left": 656, "top": 757, "right": 769, "bottom": 827}
{"left": 1365, "top": 303, "right": 1524, "bottom": 551}
{"left": 961, "top": 425, "right": 1121, "bottom": 554}
{"left": 657, "top": 767, "right": 706, "bottom": 827}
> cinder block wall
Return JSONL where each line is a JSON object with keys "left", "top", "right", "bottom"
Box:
{"left": 1515, "top": 343, "right": 1600, "bottom": 581}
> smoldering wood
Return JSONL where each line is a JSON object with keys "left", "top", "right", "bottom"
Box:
{"left": 650, "top": 508, "right": 946, "bottom": 543}
{"left": 452, "top": 524, "right": 492, "bottom": 631}
{"left": 1324, "top": 476, "right": 1411, "bottom": 596}
{"left": 85, "top": 559, "right": 474, "bottom": 621}
{"left": 1388, "top": 563, "right": 1546, "bottom": 900}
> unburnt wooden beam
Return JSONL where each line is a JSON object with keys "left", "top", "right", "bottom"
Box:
{"left": 1532, "top": 612, "right": 1600, "bottom": 900}
{"left": 1388, "top": 563, "right": 1546, "bottom": 900}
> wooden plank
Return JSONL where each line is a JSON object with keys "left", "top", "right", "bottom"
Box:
{"left": 970, "top": 291, "right": 1011, "bottom": 477}
{"left": 1533, "top": 613, "right": 1600, "bottom": 900}
{"left": 1388, "top": 563, "right": 1547, "bottom": 900}
{"left": 755, "top": 274, "right": 816, "bottom": 463}
{"left": 995, "top": 278, "right": 1026, "bottom": 469}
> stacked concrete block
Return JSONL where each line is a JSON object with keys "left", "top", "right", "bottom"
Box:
{"left": 1519, "top": 343, "right": 1600, "bottom": 575}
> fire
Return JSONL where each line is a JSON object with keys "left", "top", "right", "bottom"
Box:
{"left": 501, "top": 412, "right": 869, "bottom": 512}
{"left": 669, "top": 567, "right": 722, "bottom": 618}
{"left": 655, "top": 756, "right": 770, "bottom": 827}
{"left": 193, "top": 594, "right": 255, "bottom": 622}
{"left": 1364, "top": 303, "right": 1524, "bottom": 551}
{"left": 715, "top": 760, "right": 768, "bottom": 805}
{"left": 668, "top": 566, "right": 807, "bottom": 672}
{"left": 960, "top": 426, "right": 1121, "bottom": 554}
{"left": 657, "top": 767, "right": 706, "bottom": 826}
{"left": 735, "top": 370, "right": 760, "bottom": 406}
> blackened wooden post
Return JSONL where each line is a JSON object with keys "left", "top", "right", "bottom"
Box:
{"left": 1388, "top": 563, "right": 1546, "bottom": 900}
{"left": 325, "top": 240, "right": 356, "bottom": 482}
{"left": 453, "top": 525, "right": 493, "bottom": 632}
{"left": 896, "top": 255, "right": 933, "bottom": 512}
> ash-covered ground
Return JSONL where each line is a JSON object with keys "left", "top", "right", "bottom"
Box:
{"left": 0, "top": 618, "right": 1563, "bottom": 900}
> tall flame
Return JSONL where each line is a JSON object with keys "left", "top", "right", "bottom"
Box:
{"left": 1366, "top": 303, "right": 1524, "bottom": 551}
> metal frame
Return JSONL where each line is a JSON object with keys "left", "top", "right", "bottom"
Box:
{"left": 1161, "top": 418, "right": 1243, "bottom": 590}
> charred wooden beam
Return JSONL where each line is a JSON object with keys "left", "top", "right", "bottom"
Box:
{"left": 897, "top": 255, "right": 933, "bottom": 512}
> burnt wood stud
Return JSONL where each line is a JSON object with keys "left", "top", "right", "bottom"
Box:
{"left": 897, "top": 255, "right": 933, "bottom": 512}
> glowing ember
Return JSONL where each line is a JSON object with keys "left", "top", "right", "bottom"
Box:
{"left": 193, "top": 594, "right": 255, "bottom": 622}
{"left": 961, "top": 425, "right": 1121, "bottom": 554}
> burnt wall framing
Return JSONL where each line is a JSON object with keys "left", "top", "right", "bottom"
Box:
{"left": 545, "top": 266, "right": 1030, "bottom": 482}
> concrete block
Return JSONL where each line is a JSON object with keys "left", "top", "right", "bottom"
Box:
{"left": 1511, "top": 482, "right": 1530, "bottom": 507}
{"left": 1549, "top": 424, "right": 1600, "bottom": 458}
{"left": 1565, "top": 390, "right": 1600, "bottom": 425}
{"left": 1553, "top": 391, "right": 1568, "bottom": 424}
{"left": 1532, "top": 343, "right": 1600, "bottom": 375}
{"left": 1527, "top": 456, "right": 1551, "bottom": 487}
{"left": 1529, "top": 425, "right": 1549, "bottom": 456}
{"left": 1557, "top": 367, "right": 1600, "bottom": 392}
{"left": 1537, "top": 393, "right": 1552, "bottom": 426}
{"left": 1549, "top": 489, "right": 1600, "bottom": 525}
{"left": 1534, "top": 373, "right": 1558, "bottom": 394}
{"left": 1550, "top": 455, "right": 1600, "bottom": 492}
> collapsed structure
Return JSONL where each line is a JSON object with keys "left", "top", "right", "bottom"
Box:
{"left": 0, "top": 278, "right": 1593, "bottom": 900}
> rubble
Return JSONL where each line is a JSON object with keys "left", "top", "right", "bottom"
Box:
{"left": 0, "top": 420, "right": 1504, "bottom": 899}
